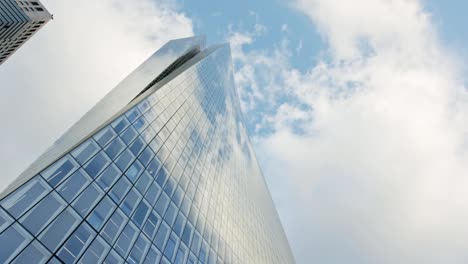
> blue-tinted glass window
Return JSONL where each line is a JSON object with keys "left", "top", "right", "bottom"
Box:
{"left": 155, "top": 167, "right": 168, "bottom": 187}
{"left": 146, "top": 156, "right": 161, "bottom": 177}
{"left": 57, "top": 169, "right": 92, "bottom": 203}
{"left": 133, "top": 116, "right": 148, "bottom": 133}
{"left": 41, "top": 155, "right": 79, "bottom": 187}
{"left": 142, "top": 210, "right": 160, "bottom": 240}
{"left": 138, "top": 147, "right": 154, "bottom": 167}
{"left": 94, "top": 126, "right": 117, "bottom": 148}
{"left": 104, "top": 137, "right": 125, "bottom": 160}
{"left": 141, "top": 126, "right": 156, "bottom": 144}
{"left": 127, "top": 235, "right": 150, "bottom": 264}
{"left": 39, "top": 207, "right": 81, "bottom": 252}
{"left": 144, "top": 245, "right": 161, "bottom": 264}
{"left": 72, "top": 183, "right": 104, "bottom": 217}
{"left": 155, "top": 192, "right": 170, "bottom": 216}
{"left": 137, "top": 99, "right": 150, "bottom": 114}
{"left": 129, "top": 136, "right": 145, "bottom": 156}
{"left": 125, "top": 160, "right": 143, "bottom": 183}
{"left": 172, "top": 186, "right": 183, "bottom": 207}
{"left": 121, "top": 126, "right": 138, "bottom": 145}
{"left": 120, "top": 189, "right": 142, "bottom": 217}
{"left": 173, "top": 212, "right": 186, "bottom": 236}
{"left": 163, "top": 177, "right": 176, "bottom": 197}
{"left": 101, "top": 209, "right": 127, "bottom": 244}
{"left": 87, "top": 196, "right": 116, "bottom": 230}
{"left": 0, "top": 224, "right": 32, "bottom": 263}
{"left": 163, "top": 202, "right": 178, "bottom": 226}
{"left": 71, "top": 139, "right": 100, "bottom": 165}
{"left": 84, "top": 151, "right": 111, "bottom": 179}
{"left": 163, "top": 234, "right": 178, "bottom": 261}
{"left": 111, "top": 116, "right": 130, "bottom": 134}
{"left": 114, "top": 221, "right": 138, "bottom": 257}
{"left": 208, "top": 248, "right": 217, "bottom": 264}
{"left": 104, "top": 250, "right": 123, "bottom": 264}
{"left": 181, "top": 222, "right": 193, "bottom": 246}
{"left": 131, "top": 200, "right": 150, "bottom": 228}
{"left": 78, "top": 236, "right": 110, "bottom": 263}
{"left": 109, "top": 177, "right": 131, "bottom": 204}
{"left": 174, "top": 244, "right": 187, "bottom": 264}
{"left": 115, "top": 149, "right": 135, "bottom": 172}
{"left": 154, "top": 221, "right": 170, "bottom": 250}
{"left": 135, "top": 171, "right": 151, "bottom": 195}
{"left": 0, "top": 207, "right": 13, "bottom": 233}
{"left": 11, "top": 240, "right": 51, "bottom": 264}
{"left": 145, "top": 182, "right": 161, "bottom": 206}
{"left": 96, "top": 164, "right": 121, "bottom": 192}
{"left": 20, "top": 192, "right": 66, "bottom": 235}
{"left": 190, "top": 231, "right": 201, "bottom": 254}
{"left": 187, "top": 253, "right": 197, "bottom": 264}
{"left": 125, "top": 107, "right": 141, "bottom": 123}
{"left": 57, "top": 222, "right": 95, "bottom": 263}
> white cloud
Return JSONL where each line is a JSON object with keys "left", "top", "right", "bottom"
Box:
{"left": 230, "top": 0, "right": 468, "bottom": 263}
{"left": 0, "top": 0, "right": 193, "bottom": 192}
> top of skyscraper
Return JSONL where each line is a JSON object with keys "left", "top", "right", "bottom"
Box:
{"left": 0, "top": 0, "right": 52, "bottom": 65}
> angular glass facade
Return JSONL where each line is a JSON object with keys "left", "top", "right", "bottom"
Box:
{"left": 0, "top": 37, "right": 294, "bottom": 263}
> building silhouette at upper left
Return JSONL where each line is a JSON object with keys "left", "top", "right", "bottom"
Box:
{"left": 0, "top": 0, "right": 51, "bottom": 65}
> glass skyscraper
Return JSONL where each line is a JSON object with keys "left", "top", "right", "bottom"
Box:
{"left": 0, "top": 36, "right": 295, "bottom": 264}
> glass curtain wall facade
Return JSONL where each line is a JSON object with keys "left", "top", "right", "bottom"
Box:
{"left": 0, "top": 37, "right": 295, "bottom": 264}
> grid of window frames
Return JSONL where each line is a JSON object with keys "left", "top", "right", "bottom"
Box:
{"left": 0, "top": 46, "right": 294, "bottom": 264}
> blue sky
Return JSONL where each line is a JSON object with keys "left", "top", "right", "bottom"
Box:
{"left": 2, "top": 0, "right": 468, "bottom": 263}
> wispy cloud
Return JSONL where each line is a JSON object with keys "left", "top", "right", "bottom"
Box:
{"left": 0, "top": 0, "right": 193, "bottom": 192}
{"left": 230, "top": 0, "right": 468, "bottom": 263}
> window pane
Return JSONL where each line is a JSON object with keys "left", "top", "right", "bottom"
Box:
{"left": 163, "top": 202, "right": 177, "bottom": 226}
{"left": 0, "top": 207, "right": 13, "bottom": 233}
{"left": 72, "top": 183, "right": 104, "bottom": 217}
{"left": 127, "top": 235, "right": 150, "bottom": 264}
{"left": 115, "top": 149, "right": 135, "bottom": 172}
{"left": 0, "top": 224, "right": 32, "bottom": 263}
{"left": 1, "top": 177, "right": 51, "bottom": 218}
{"left": 114, "top": 221, "right": 138, "bottom": 257}
{"left": 78, "top": 236, "right": 110, "bottom": 264}
{"left": 41, "top": 155, "right": 79, "bottom": 187}
{"left": 129, "top": 136, "right": 145, "bottom": 156}
{"left": 87, "top": 196, "right": 116, "bottom": 231}
{"left": 125, "top": 160, "right": 143, "bottom": 183}
{"left": 94, "top": 126, "right": 117, "bottom": 148}
{"left": 146, "top": 156, "right": 161, "bottom": 177}
{"left": 109, "top": 177, "right": 131, "bottom": 204}
{"left": 155, "top": 193, "right": 169, "bottom": 216}
{"left": 154, "top": 221, "right": 170, "bottom": 250}
{"left": 142, "top": 214, "right": 159, "bottom": 240}
{"left": 57, "top": 223, "right": 95, "bottom": 263}
{"left": 104, "top": 137, "right": 125, "bottom": 160}
{"left": 163, "top": 235, "right": 177, "bottom": 261}
{"left": 131, "top": 200, "right": 150, "bottom": 228}
{"left": 57, "top": 169, "right": 92, "bottom": 203}
{"left": 138, "top": 147, "right": 154, "bottom": 167}
{"left": 104, "top": 249, "right": 123, "bottom": 264}
{"left": 145, "top": 182, "right": 161, "bottom": 207}
{"left": 11, "top": 240, "right": 51, "bottom": 264}
{"left": 135, "top": 171, "right": 151, "bottom": 195}
{"left": 143, "top": 245, "right": 161, "bottom": 264}
{"left": 96, "top": 164, "right": 121, "bottom": 192}
{"left": 181, "top": 222, "right": 193, "bottom": 246}
{"left": 39, "top": 207, "right": 81, "bottom": 252}
{"left": 121, "top": 127, "right": 138, "bottom": 145}
{"left": 126, "top": 107, "right": 141, "bottom": 123}
{"left": 111, "top": 116, "right": 130, "bottom": 134}
{"left": 101, "top": 209, "right": 127, "bottom": 244}
{"left": 84, "top": 151, "right": 111, "bottom": 179}
{"left": 20, "top": 192, "right": 66, "bottom": 235}
{"left": 120, "top": 189, "right": 142, "bottom": 217}
{"left": 72, "top": 139, "right": 100, "bottom": 165}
